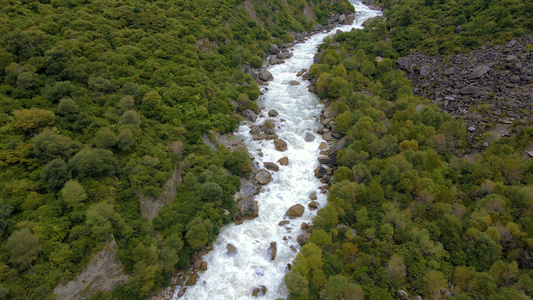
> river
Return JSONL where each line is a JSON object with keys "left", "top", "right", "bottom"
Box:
{"left": 175, "top": 2, "right": 380, "bottom": 299}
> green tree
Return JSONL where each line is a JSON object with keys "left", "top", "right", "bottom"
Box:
{"left": 94, "top": 127, "right": 118, "bottom": 149}
{"left": 185, "top": 218, "right": 210, "bottom": 249}
{"left": 13, "top": 108, "right": 55, "bottom": 133}
{"left": 285, "top": 272, "right": 310, "bottom": 299}
{"left": 0, "top": 200, "right": 14, "bottom": 236}
{"left": 6, "top": 229, "right": 41, "bottom": 269}
{"left": 32, "top": 129, "right": 78, "bottom": 161}
{"left": 60, "top": 180, "right": 87, "bottom": 207}
{"left": 41, "top": 158, "right": 71, "bottom": 191}
{"left": 118, "top": 110, "right": 141, "bottom": 126}
{"left": 68, "top": 148, "right": 117, "bottom": 179}
{"left": 57, "top": 98, "right": 79, "bottom": 121}
{"left": 200, "top": 182, "right": 223, "bottom": 203}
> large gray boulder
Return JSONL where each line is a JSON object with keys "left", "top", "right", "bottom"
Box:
{"left": 259, "top": 69, "right": 273, "bottom": 81}
{"left": 243, "top": 109, "right": 257, "bottom": 122}
{"left": 255, "top": 169, "right": 272, "bottom": 185}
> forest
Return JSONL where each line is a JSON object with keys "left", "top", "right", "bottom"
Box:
{"left": 284, "top": 0, "right": 533, "bottom": 299}
{"left": 0, "top": 0, "right": 353, "bottom": 298}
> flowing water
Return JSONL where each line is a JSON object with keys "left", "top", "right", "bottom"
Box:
{"left": 176, "top": 2, "right": 380, "bottom": 299}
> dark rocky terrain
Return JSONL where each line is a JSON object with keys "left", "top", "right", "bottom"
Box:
{"left": 397, "top": 35, "right": 533, "bottom": 143}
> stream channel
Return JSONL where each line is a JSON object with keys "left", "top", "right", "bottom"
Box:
{"left": 175, "top": 2, "right": 380, "bottom": 299}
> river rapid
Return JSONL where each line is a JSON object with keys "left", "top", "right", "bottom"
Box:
{"left": 175, "top": 2, "right": 380, "bottom": 299}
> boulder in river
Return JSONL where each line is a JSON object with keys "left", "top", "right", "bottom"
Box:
{"left": 274, "top": 139, "right": 288, "bottom": 151}
{"left": 309, "top": 192, "right": 317, "bottom": 200}
{"left": 243, "top": 109, "right": 257, "bottom": 122}
{"left": 289, "top": 80, "right": 300, "bottom": 86}
{"left": 278, "top": 156, "right": 289, "bottom": 166}
{"left": 308, "top": 201, "right": 319, "bottom": 210}
{"left": 279, "top": 220, "right": 290, "bottom": 226}
{"left": 286, "top": 204, "right": 305, "bottom": 219}
{"left": 252, "top": 285, "right": 267, "bottom": 297}
{"left": 317, "top": 156, "right": 330, "bottom": 164}
{"left": 314, "top": 166, "right": 327, "bottom": 178}
{"left": 227, "top": 244, "right": 238, "bottom": 256}
{"left": 304, "top": 132, "right": 315, "bottom": 142}
{"left": 268, "top": 109, "right": 279, "bottom": 117}
{"left": 240, "top": 199, "right": 258, "bottom": 220}
{"left": 185, "top": 273, "right": 199, "bottom": 286}
{"left": 263, "top": 162, "right": 279, "bottom": 171}
{"left": 297, "top": 233, "right": 311, "bottom": 246}
{"left": 259, "top": 69, "right": 273, "bottom": 81}
{"left": 255, "top": 169, "right": 272, "bottom": 185}
{"left": 268, "top": 242, "right": 277, "bottom": 261}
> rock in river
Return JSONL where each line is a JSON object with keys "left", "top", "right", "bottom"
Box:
{"left": 286, "top": 204, "right": 304, "bottom": 219}
{"left": 255, "top": 169, "right": 272, "bottom": 185}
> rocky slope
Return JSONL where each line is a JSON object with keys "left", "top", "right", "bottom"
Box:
{"left": 397, "top": 36, "right": 533, "bottom": 144}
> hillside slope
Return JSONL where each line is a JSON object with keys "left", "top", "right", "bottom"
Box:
{"left": 0, "top": 0, "right": 352, "bottom": 298}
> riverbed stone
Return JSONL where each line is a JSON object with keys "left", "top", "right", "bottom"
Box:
{"left": 274, "top": 139, "right": 288, "bottom": 151}
{"left": 309, "top": 192, "right": 317, "bottom": 200}
{"left": 227, "top": 244, "right": 238, "bottom": 256}
{"left": 185, "top": 273, "right": 199, "bottom": 286}
{"left": 319, "top": 142, "right": 327, "bottom": 149}
{"left": 322, "top": 132, "right": 332, "bottom": 141}
{"left": 308, "top": 201, "right": 319, "bottom": 210}
{"left": 297, "top": 233, "right": 311, "bottom": 246}
{"left": 279, "top": 220, "right": 290, "bottom": 226}
{"left": 255, "top": 169, "right": 271, "bottom": 185}
{"left": 263, "top": 162, "right": 279, "bottom": 171}
{"left": 259, "top": 69, "right": 273, "bottom": 81}
{"left": 200, "top": 262, "right": 207, "bottom": 271}
{"left": 268, "top": 109, "right": 279, "bottom": 117}
{"left": 286, "top": 204, "right": 305, "bottom": 218}
{"left": 314, "top": 166, "right": 327, "bottom": 178}
{"left": 268, "top": 242, "right": 277, "bottom": 261}
{"left": 304, "top": 132, "right": 315, "bottom": 142}
{"left": 289, "top": 80, "right": 300, "bottom": 86}
{"left": 252, "top": 285, "right": 267, "bottom": 297}
{"left": 318, "top": 156, "right": 330, "bottom": 164}
{"left": 278, "top": 156, "right": 289, "bottom": 165}
{"left": 243, "top": 109, "right": 257, "bottom": 122}
{"left": 240, "top": 199, "right": 258, "bottom": 220}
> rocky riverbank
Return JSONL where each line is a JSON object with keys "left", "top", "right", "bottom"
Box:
{"left": 397, "top": 35, "right": 533, "bottom": 145}
{"left": 149, "top": 10, "right": 360, "bottom": 300}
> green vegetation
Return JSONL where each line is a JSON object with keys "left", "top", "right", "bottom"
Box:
{"left": 378, "top": 0, "right": 533, "bottom": 55}
{"left": 0, "top": 0, "right": 352, "bottom": 298}
{"left": 285, "top": 2, "right": 533, "bottom": 298}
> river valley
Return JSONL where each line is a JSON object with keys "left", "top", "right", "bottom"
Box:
{"left": 175, "top": 3, "right": 380, "bottom": 299}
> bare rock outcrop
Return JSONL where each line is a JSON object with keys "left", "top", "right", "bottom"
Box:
{"left": 54, "top": 238, "right": 129, "bottom": 300}
{"left": 139, "top": 168, "right": 182, "bottom": 220}
{"left": 397, "top": 35, "right": 533, "bottom": 142}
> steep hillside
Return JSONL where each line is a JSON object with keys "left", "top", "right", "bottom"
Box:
{"left": 0, "top": 0, "right": 352, "bottom": 298}
{"left": 283, "top": 0, "right": 533, "bottom": 299}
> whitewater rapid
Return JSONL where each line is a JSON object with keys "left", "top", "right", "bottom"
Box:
{"left": 175, "top": 2, "right": 380, "bottom": 299}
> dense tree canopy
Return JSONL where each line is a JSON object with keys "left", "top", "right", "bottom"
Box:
{"left": 0, "top": 0, "right": 353, "bottom": 298}
{"left": 285, "top": 1, "right": 533, "bottom": 298}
